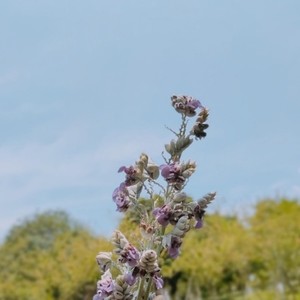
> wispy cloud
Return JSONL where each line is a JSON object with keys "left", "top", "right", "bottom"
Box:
{"left": 0, "top": 126, "right": 166, "bottom": 240}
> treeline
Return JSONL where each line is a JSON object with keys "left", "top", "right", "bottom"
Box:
{"left": 0, "top": 198, "right": 299, "bottom": 300}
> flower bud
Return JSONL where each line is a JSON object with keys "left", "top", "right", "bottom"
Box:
{"left": 164, "top": 139, "right": 176, "bottom": 156}
{"left": 165, "top": 136, "right": 193, "bottom": 158}
{"left": 173, "top": 192, "right": 188, "bottom": 203}
{"left": 139, "top": 153, "right": 148, "bottom": 167}
{"left": 172, "top": 215, "right": 190, "bottom": 238}
{"left": 181, "top": 160, "right": 196, "bottom": 178}
{"left": 139, "top": 250, "right": 160, "bottom": 274}
{"left": 113, "top": 275, "right": 133, "bottom": 300}
{"left": 112, "top": 230, "right": 129, "bottom": 254}
{"left": 196, "top": 107, "right": 209, "bottom": 124}
{"left": 146, "top": 163, "right": 160, "bottom": 180}
{"left": 96, "top": 252, "right": 112, "bottom": 272}
{"left": 198, "top": 192, "right": 216, "bottom": 209}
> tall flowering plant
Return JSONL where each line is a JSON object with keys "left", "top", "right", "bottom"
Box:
{"left": 93, "top": 96, "right": 216, "bottom": 300}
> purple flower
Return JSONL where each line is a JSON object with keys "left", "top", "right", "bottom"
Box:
{"left": 195, "top": 219, "right": 203, "bottom": 228}
{"left": 153, "top": 205, "right": 172, "bottom": 226}
{"left": 119, "top": 244, "right": 140, "bottom": 267}
{"left": 160, "top": 163, "right": 185, "bottom": 190}
{"left": 124, "top": 271, "right": 138, "bottom": 286}
{"left": 171, "top": 95, "right": 202, "bottom": 117}
{"left": 112, "top": 183, "right": 130, "bottom": 212}
{"left": 95, "top": 270, "right": 114, "bottom": 300}
{"left": 153, "top": 274, "right": 164, "bottom": 289}
{"left": 187, "top": 99, "right": 202, "bottom": 111}
{"left": 125, "top": 244, "right": 140, "bottom": 267}
{"left": 168, "top": 235, "right": 182, "bottom": 258}
{"left": 194, "top": 205, "right": 205, "bottom": 229}
{"left": 118, "top": 165, "right": 140, "bottom": 186}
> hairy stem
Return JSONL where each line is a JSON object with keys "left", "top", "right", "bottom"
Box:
{"left": 144, "top": 277, "right": 153, "bottom": 300}
{"left": 136, "top": 276, "right": 145, "bottom": 300}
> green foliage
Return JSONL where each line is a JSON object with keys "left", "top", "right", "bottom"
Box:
{"left": 248, "top": 199, "right": 300, "bottom": 296}
{"left": 162, "top": 214, "right": 251, "bottom": 299}
{"left": 0, "top": 211, "right": 111, "bottom": 300}
{"left": 0, "top": 199, "right": 300, "bottom": 299}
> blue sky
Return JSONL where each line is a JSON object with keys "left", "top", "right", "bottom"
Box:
{"left": 0, "top": 1, "right": 299, "bottom": 241}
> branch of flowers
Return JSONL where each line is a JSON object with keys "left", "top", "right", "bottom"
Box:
{"left": 92, "top": 95, "right": 214, "bottom": 300}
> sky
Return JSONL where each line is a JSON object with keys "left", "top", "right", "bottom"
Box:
{"left": 0, "top": 0, "right": 300, "bottom": 241}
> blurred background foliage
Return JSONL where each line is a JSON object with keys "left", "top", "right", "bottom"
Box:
{"left": 0, "top": 198, "right": 299, "bottom": 300}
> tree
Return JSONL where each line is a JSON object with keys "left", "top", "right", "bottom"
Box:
{"left": 248, "top": 199, "right": 300, "bottom": 298}
{"left": 162, "top": 213, "right": 251, "bottom": 299}
{"left": 0, "top": 210, "right": 111, "bottom": 300}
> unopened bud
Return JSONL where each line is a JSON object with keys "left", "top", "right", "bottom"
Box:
{"left": 96, "top": 252, "right": 112, "bottom": 272}
{"left": 173, "top": 192, "right": 188, "bottom": 203}
{"left": 139, "top": 250, "right": 160, "bottom": 274}
{"left": 172, "top": 215, "right": 190, "bottom": 238}
{"left": 112, "top": 230, "right": 129, "bottom": 254}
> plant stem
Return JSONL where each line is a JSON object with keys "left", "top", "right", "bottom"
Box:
{"left": 144, "top": 277, "right": 153, "bottom": 300}
{"left": 136, "top": 277, "right": 145, "bottom": 300}
{"left": 157, "top": 226, "right": 166, "bottom": 255}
